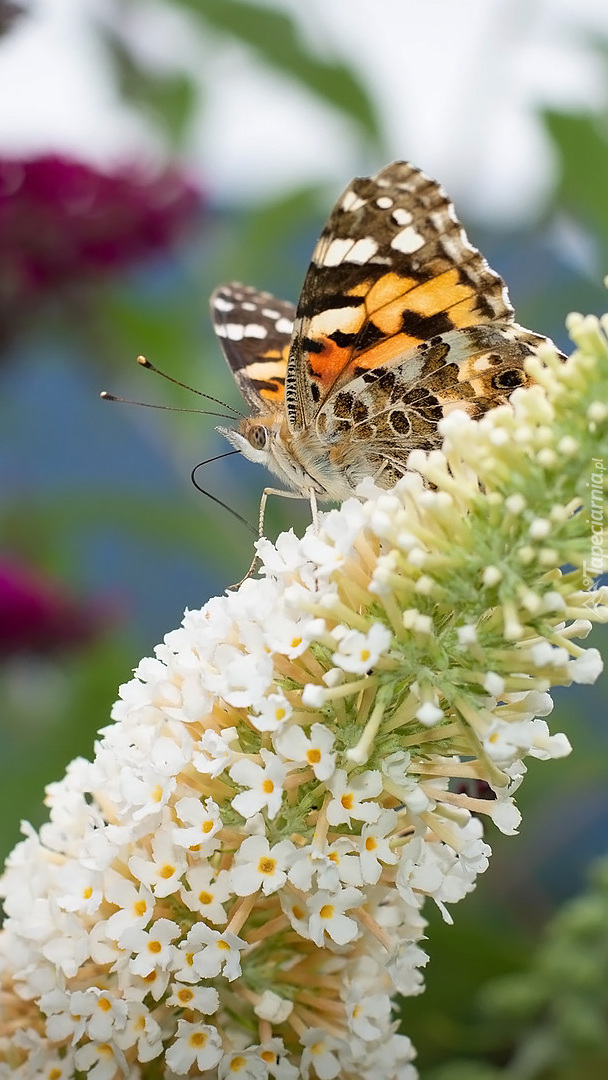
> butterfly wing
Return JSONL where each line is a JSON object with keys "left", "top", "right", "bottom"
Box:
{"left": 313, "top": 321, "right": 549, "bottom": 490}
{"left": 284, "top": 161, "right": 515, "bottom": 432}
{"left": 211, "top": 284, "right": 296, "bottom": 414}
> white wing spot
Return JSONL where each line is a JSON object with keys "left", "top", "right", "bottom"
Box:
{"left": 262, "top": 308, "right": 280, "bottom": 318}
{"left": 439, "top": 229, "right": 477, "bottom": 262}
{"left": 244, "top": 323, "right": 267, "bottom": 339}
{"left": 321, "top": 235, "right": 379, "bottom": 266}
{"left": 244, "top": 360, "right": 285, "bottom": 380}
{"left": 321, "top": 237, "right": 355, "bottom": 266}
{"left": 347, "top": 236, "right": 378, "bottom": 263}
{"left": 309, "top": 306, "right": 363, "bottom": 335}
{"left": 242, "top": 302, "right": 256, "bottom": 312}
{"left": 392, "top": 208, "right": 413, "bottom": 226}
{"left": 275, "top": 317, "right": 294, "bottom": 335}
{"left": 213, "top": 297, "right": 234, "bottom": 312}
{"left": 341, "top": 190, "right": 366, "bottom": 212}
{"left": 224, "top": 324, "right": 244, "bottom": 341}
{"left": 429, "top": 209, "right": 450, "bottom": 231}
{"left": 391, "top": 226, "right": 425, "bottom": 254}
{"left": 376, "top": 196, "right": 393, "bottom": 209}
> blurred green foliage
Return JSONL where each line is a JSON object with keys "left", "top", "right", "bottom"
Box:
{"left": 544, "top": 109, "right": 608, "bottom": 264}
{"left": 423, "top": 856, "right": 608, "bottom": 1080}
{"left": 0, "top": 4, "right": 608, "bottom": 1078}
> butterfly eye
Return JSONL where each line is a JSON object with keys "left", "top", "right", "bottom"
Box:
{"left": 248, "top": 425, "right": 268, "bottom": 451}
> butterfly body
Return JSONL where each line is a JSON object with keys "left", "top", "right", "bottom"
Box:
{"left": 212, "top": 162, "right": 559, "bottom": 505}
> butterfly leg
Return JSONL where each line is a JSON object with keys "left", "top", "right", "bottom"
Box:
{"left": 229, "top": 487, "right": 312, "bottom": 589}
{"left": 309, "top": 488, "right": 319, "bottom": 533}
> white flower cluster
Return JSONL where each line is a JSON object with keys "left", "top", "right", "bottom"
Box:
{"left": 0, "top": 314, "right": 607, "bottom": 1079}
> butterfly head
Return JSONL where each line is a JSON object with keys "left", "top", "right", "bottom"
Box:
{"left": 217, "top": 416, "right": 320, "bottom": 498}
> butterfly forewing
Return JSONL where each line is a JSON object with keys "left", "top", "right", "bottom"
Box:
{"left": 285, "top": 161, "right": 515, "bottom": 432}
{"left": 211, "top": 284, "right": 296, "bottom": 414}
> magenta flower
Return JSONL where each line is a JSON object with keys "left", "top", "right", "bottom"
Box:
{"left": 0, "top": 154, "right": 202, "bottom": 323}
{"left": 0, "top": 557, "right": 117, "bottom": 657}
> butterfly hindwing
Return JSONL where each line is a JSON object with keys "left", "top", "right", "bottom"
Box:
{"left": 211, "top": 284, "right": 296, "bottom": 414}
{"left": 314, "top": 323, "right": 543, "bottom": 483}
{"left": 285, "top": 161, "right": 514, "bottom": 432}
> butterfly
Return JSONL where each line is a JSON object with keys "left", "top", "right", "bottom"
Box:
{"left": 211, "top": 160, "right": 556, "bottom": 511}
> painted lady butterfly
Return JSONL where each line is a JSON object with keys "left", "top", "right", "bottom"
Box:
{"left": 211, "top": 161, "right": 556, "bottom": 509}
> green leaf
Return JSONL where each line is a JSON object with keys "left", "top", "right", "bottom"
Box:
{"left": 173, "top": 0, "right": 382, "bottom": 145}
{"left": 103, "top": 27, "right": 198, "bottom": 149}
{"left": 544, "top": 110, "right": 608, "bottom": 248}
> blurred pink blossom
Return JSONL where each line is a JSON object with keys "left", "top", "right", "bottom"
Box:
{"left": 0, "top": 556, "right": 119, "bottom": 656}
{"left": 0, "top": 154, "right": 202, "bottom": 322}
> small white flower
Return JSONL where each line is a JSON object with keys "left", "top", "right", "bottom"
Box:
{"left": 229, "top": 748, "right": 288, "bottom": 820}
{"left": 173, "top": 795, "right": 223, "bottom": 854}
{"left": 300, "top": 1027, "right": 341, "bottom": 1080}
{"left": 122, "top": 917, "right": 181, "bottom": 978}
{"left": 165, "top": 1019, "right": 223, "bottom": 1074}
{"left": 483, "top": 671, "right": 506, "bottom": 696}
{"left": 568, "top": 648, "right": 604, "bottom": 683}
{"left": 180, "top": 864, "right": 231, "bottom": 924}
{"left": 219, "top": 1048, "right": 270, "bottom": 1078}
{"left": 114, "top": 1000, "right": 163, "bottom": 1062}
{"left": 301, "top": 683, "right": 328, "bottom": 707}
{"left": 308, "top": 885, "right": 363, "bottom": 947}
{"left": 288, "top": 838, "right": 361, "bottom": 892}
{"left": 487, "top": 797, "right": 522, "bottom": 835}
{"left": 40, "top": 987, "right": 86, "bottom": 1044}
{"left": 264, "top": 612, "right": 327, "bottom": 659}
{"left": 68, "top": 987, "right": 128, "bottom": 1043}
{"left": 249, "top": 691, "right": 293, "bottom": 732}
{"left": 103, "top": 872, "right": 155, "bottom": 941}
{"left": 387, "top": 940, "right": 430, "bottom": 996}
{"left": 182, "top": 922, "right": 246, "bottom": 982}
{"left": 119, "top": 738, "right": 185, "bottom": 824}
{"left": 344, "top": 984, "right": 392, "bottom": 1040}
{"left": 395, "top": 836, "right": 445, "bottom": 912}
{"left": 273, "top": 721, "right": 336, "bottom": 781}
{"left": 193, "top": 726, "right": 239, "bottom": 777}
{"left": 209, "top": 646, "right": 274, "bottom": 707}
{"left": 128, "top": 824, "right": 187, "bottom": 898}
{"left": 254, "top": 990, "right": 294, "bottom": 1023}
{"left": 40, "top": 910, "right": 90, "bottom": 979}
{"left": 359, "top": 811, "right": 399, "bottom": 883}
{"left": 167, "top": 982, "right": 220, "bottom": 1015}
{"left": 259, "top": 1037, "right": 300, "bottom": 1080}
{"left": 74, "top": 1039, "right": 128, "bottom": 1080}
{"left": 231, "top": 835, "right": 296, "bottom": 896}
{"left": 326, "top": 769, "right": 383, "bottom": 826}
{"left": 54, "top": 862, "right": 102, "bottom": 916}
{"left": 331, "top": 623, "right": 392, "bottom": 674}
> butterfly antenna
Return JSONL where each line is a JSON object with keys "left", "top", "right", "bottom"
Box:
{"left": 99, "top": 391, "right": 237, "bottom": 422}
{"left": 137, "top": 355, "right": 246, "bottom": 419}
{"left": 191, "top": 452, "right": 258, "bottom": 536}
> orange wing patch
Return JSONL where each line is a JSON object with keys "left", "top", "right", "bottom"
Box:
{"left": 303, "top": 265, "right": 494, "bottom": 389}
{"left": 244, "top": 350, "right": 289, "bottom": 403}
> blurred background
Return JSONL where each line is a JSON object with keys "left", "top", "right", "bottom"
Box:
{"left": 1, "top": 0, "right": 608, "bottom": 1075}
